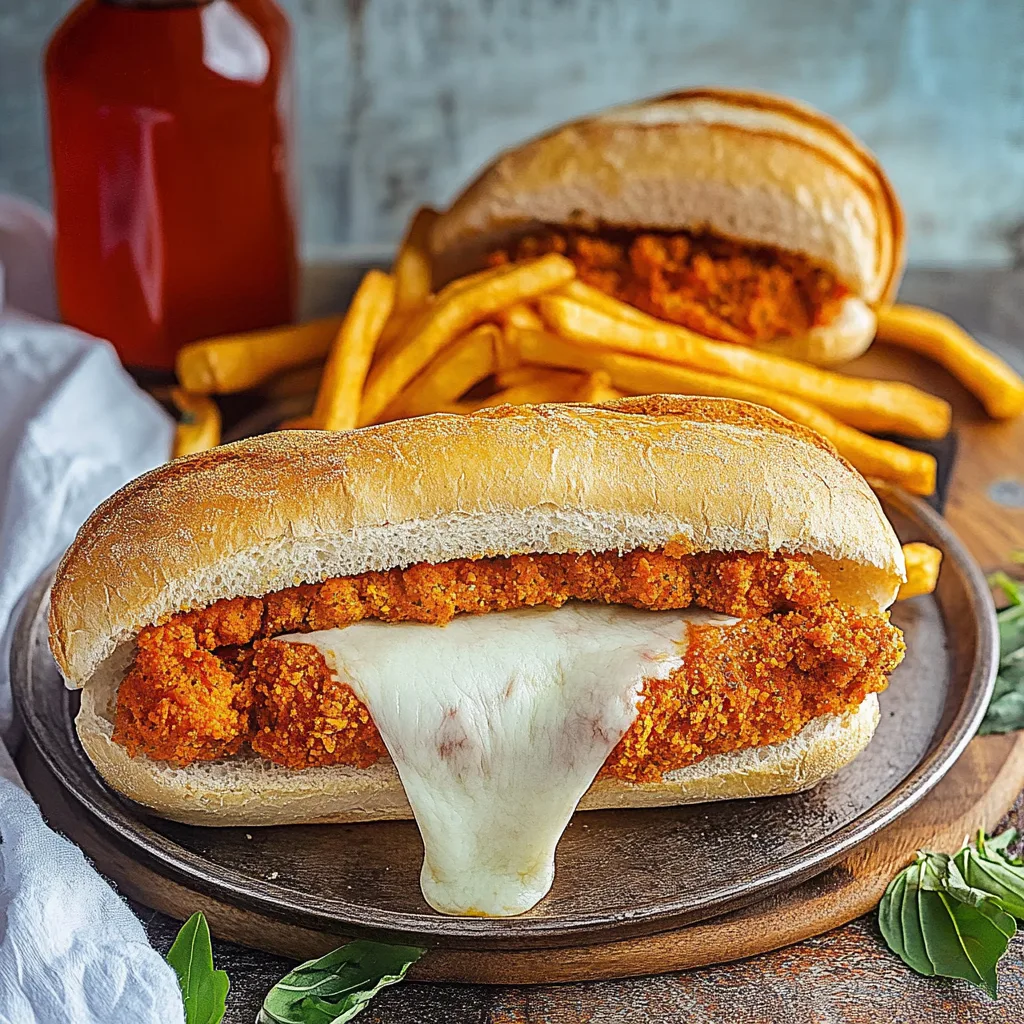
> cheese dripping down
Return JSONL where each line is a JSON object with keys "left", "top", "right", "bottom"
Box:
{"left": 281, "top": 602, "right": 736, "bottom": 917}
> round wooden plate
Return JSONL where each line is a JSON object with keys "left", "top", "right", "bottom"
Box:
{"left": 12, "top": 492, "right": 997, "bottom": 957}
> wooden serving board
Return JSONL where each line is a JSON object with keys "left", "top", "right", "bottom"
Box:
{"left": 20, "top": 337, "right": 1024, "bottom": 984}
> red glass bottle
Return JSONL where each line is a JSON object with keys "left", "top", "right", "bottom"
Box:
{"left": 46, "top": 0, "right": 298, "bottom": 371}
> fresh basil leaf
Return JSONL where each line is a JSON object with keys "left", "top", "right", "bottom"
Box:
{"left": 888, "top": 857, "right": 934, "bottom": 976}
{"left": 166, "top": 912, "right": 229, "bottom": 1024}
{"left": 956, "top": 830, "right": 1024, "bottom": 918}
{"left": 990, "top": 571, "right": 1023, "bottom": 607}
{"left": 998, "top": 610, "right": 1024, "bottom": 665}
{"left": 980, "top": 576, "right": 1024, "bottom": 734}
{"left": 984, "top": 829, "right": 1023, "bottom": 865}
{"left": 879, "top": 850, "right": 1016, "bottom": 998}
{"left": 259, "top": 939, "right": 425, "bottom": 1024}
{"left": 923, "top": 855, "right": 1015, "bottom": 999}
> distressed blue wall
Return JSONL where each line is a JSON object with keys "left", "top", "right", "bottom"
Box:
{"left": 2, "top": 0, "right": 1022, "bottom": 264}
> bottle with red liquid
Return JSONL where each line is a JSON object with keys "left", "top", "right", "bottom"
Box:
{"left": 46, "top": 0, "right": 298, "bottom": 371}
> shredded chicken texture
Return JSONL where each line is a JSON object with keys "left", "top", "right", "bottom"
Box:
{"left": 111, "top": 549, "right": 904, "bottom": 775}
{"left": 489, "top": 228, "right": 848, "bottom": 344}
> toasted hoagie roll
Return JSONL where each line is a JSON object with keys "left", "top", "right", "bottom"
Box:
{"left": 431, "top": 88, "right": 905, "bottom": 366}
{"left": 50, "top": 397, "right": 906, "bottom": 916}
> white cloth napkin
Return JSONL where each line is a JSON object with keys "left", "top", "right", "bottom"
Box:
{"left": 0, "top": 198, "right": 185, "bottom": 1024}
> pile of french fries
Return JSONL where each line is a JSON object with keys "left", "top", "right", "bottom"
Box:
{"left": 172, "top": 207, "right": 1024, "bottom": 499}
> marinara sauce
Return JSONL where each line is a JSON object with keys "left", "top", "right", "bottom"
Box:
{"left": 45, "top": 0, "right": 297, "bottom": 370}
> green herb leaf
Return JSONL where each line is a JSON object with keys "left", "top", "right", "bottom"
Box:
{"left": 259, "top": 940, "right": 425, "bottom": 1024}
{"left": 956, "top": 829, "right": 1024, "bottom": 918}
{"left": 879, "top": 849, "right": 1016, "bottom": 998}
{"left": 166, "top": 912, "right": 230, "bottom": 1024}
{"left": 981, "top": 573, "right": 1024, "bottom": 734}
{"left": 984, "top": 828, "right": 1023, "bottom": 865}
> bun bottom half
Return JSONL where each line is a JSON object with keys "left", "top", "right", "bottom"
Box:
{"left": 75, "top": 655, "right": 881, "bottom": 827}
{"left": 752, "top": 296, "right": 877, "bottom": 367}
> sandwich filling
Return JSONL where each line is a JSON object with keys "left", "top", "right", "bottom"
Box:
{"left": 111, "top": 547, "right": 903, "bottom": 915}
{"left": 278, "top": 603, "right": 725, "bottom": 915}
{"left": 488, "top": 228, "right": 849, "bottom": 345}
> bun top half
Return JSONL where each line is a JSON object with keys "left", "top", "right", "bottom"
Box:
{"left": 431, "top": 88, "right": 905, "bottom": 304}
{"left": 49, "top": 396, "right": 904, "bottom": 687}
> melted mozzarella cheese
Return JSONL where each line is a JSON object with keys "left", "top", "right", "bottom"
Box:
{"left": 281, "top": 603, "right": 734, "bottom": 917}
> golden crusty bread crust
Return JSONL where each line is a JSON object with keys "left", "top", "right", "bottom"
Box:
{"left": 430, "top": 87, "right": 905, "bottom": 311}
{"left": 49, "top": 396, "right": 904, "bottom": 687}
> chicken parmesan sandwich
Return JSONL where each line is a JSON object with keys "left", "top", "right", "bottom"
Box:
{"left": 431, "top": 88, "right": 905, "bottom": 366}
{"left": 49, "top": 396, "right": 906, "bottom": 917}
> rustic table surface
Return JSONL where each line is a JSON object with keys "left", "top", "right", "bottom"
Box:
{"left": 131, "top": 267, "right": 1024, "bottom": 1022}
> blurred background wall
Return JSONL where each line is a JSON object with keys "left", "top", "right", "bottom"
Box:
{"left": 2, "top": 0, "right": 1022, "bottom": 264}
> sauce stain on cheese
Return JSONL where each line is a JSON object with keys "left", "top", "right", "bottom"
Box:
{"left": 282, "top": 602, "right": 734, "bottom": 917}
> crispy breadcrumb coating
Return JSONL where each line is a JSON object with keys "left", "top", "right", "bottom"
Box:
{"left": 173, "top": 549, "right": 830, "bottom": 651}
{"left": 111, "top": 548, "right": 904, "bottom": 774}
{"left": 489, "top": 228, "right": 848, "bottom": 344}
{"left": 603, "top": 603, "right": 903, "bottom": 783}
{"left": 240, "top": 603, "right": 901, "bottom": 777}
{"left": 112, "top": 623, "right": 251, "bottom": 763}
{"left": 249, "top": 640, "right": 388, "bottom": 769}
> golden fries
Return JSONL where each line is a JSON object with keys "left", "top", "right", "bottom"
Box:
{"left": 381, "top": 324, "right": 500, "bottom": 421}
{"left": 262, "top": 362, "right": 325, "bottom": 401}
{"left": 538, "top": 295, "right": 952, "bottom": 440}
{"left": 392, "top": 207, "right": 438, "bottom": 315}
{"left": 170, "top": 388, "right": 221, "bottom": 458}
{"left": 309, "top": 270, "right": 395, "bottom": 431}
{"left": 493, "top": 366, "right": 574, "bottom": 390}
{"left": 575, "top": 370, "right": 622, "bottom": 404}
{"left": 470, "top": 372, "right": 587, "bottom": 410}
{"left": 176, "top": 317, "right": 343, "bottom": 394}
{"left": 876, "top": 304, "right": 1024, "bottom": 419}
{"left": 556, "top": 280, "right": 653, "bottom": 326}
{"left": 358, "top": 254, "right": 576, "bottom": 425}
{"left": 897, "top": 542, "right": 943, "bottom": 600}
{"left": 375, "top": 208, "right": 439, "bottom": 357}
{"left": 495, "top": 302, "right": 546, "bottom": 333}
{"left": 512, "top": 329, "right": 937, "bottom": 495}
{"left": 168, "top": 193, "right": 1013, "bottom": 490}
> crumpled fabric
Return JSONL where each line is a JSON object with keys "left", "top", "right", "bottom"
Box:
{"left": 0, "top": 197, "right": 185, "bottom": 1024}
{"left": 0, "top": 745, "right": 182, "bottom": 1024}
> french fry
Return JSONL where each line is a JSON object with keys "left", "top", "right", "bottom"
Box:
{"left": 494, "top": 365, "right": 579, "bottom": 390}
{"left": 380, "top": 324, "right": 500, "bottom": 421}
{"left": 557, "top": 280, "right": 653, "bottom": 326}
{"left": 279, "top": 415, "right": 315, "bottom": 430}
{"left": 576, "top": 370, "right": 623, "bottom": 404}
{"left": 470, "top": 372, "right": 587, "bottom": 410}
{"left": 309, "top": 270, "right": 395, "bottom": 431}
{"left": 495, "top": 302, "right": 546, "bottom": 333}
{"left": 262, "top": 361, "right": 325, "bottom": 400}
{"left": 559, "top": 279, "right": 776, "bottom": 345}
{"left": 375, "top": 207, "right": 440, "bottom": 357}
{"left": 538, "top": 296, "right": 952, "bottom": 440}
{"left": 358, "top": 254, "right": 576, "bottom": 425}
{"left": 512, "top": 329, "right": 937, "bottom": 495}
{"left": 170, "top": 388, "right": 221, "bottom": 457}
{"left": 897, "top": 542, "right": 943, "bottom": 600}
{"left": 392, "top": 207, "right": 438, "bottom": 315}
{"left": 378, "top": 263, "right": 521, "bottom": 358}
{"left": 876, "top": 304, "right": 1024, "bottom": 419}
{"left": 176, "top": 317, "right": 343, "bottom": 394}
